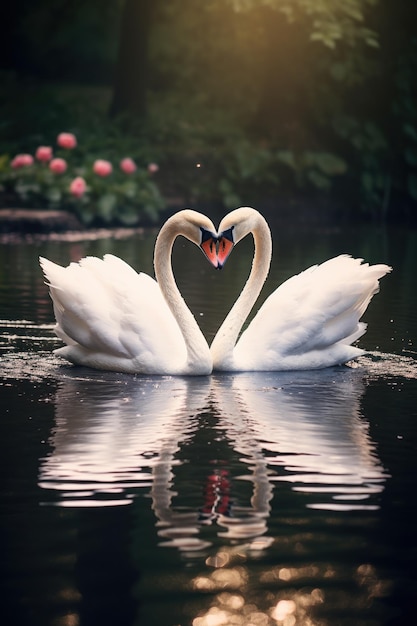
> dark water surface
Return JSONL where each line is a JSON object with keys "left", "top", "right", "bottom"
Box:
{"left": 1, "top": 221, "right": 417, "bottom": 626}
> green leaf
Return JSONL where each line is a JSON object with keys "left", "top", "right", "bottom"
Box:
{"left": 0, "top": 154, "right": 10, "bottom": 171}
{"left": 276, "top": 150, "right": 296, "bottom": 170}
{"left": 119, "top": 208, "right": 140, "bottom": 225}
{"left": 307, "top": 170, "right": 331, "bottom": 190}
{"left": 314, "top": 152, "right": 347, "bottom": 175}
{"left": 77, "top": 207, "right": 94, "bottom": 225}
{"left": 97, "top": 193, "right": 117, "bottom": 222}
{"left": 47, "top": 187, "right": 62, "bottom": 203}
{"left": 123, "top": 181, "right": 138, "bottom": 199}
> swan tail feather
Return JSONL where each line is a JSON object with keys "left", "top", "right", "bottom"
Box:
{"left": 281, "top": 259, "right": 391, "bottom": 355}
{"left": 234, "top": 257, "right": 390, "bottom": 370}
{"left": 40, "top": 256, "right": 131, "bottom": 358}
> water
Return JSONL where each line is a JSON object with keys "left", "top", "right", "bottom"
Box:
{"left": 1, "top": 221, "right": 417, "bottom": 626}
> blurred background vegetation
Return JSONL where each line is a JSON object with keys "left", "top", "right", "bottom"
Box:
{"left": 1, "top": 0, "right": 416, "bottom": 225}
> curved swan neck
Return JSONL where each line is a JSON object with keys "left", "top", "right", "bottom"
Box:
{"left": 154, "top": 216, "right": 211, "bottom": 374}
{"left": 211, "top": 212, "right": 272, "bottom": 367}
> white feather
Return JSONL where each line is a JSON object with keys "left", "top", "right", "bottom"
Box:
{"left": 212, "top": 209, "right": 391, "bottom": 371}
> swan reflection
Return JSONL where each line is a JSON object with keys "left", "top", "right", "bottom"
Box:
{"left": 212, "top": 369, "right": 388, "bottom": 511}
{"left": 39, "top": 375, "right": 209, "bottom": 505}
{"left": 39, "top": 367, "right": 388, "bottom": 550}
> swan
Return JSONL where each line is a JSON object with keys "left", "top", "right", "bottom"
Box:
{"left": 40, "top": 209, "right": 218, "bottom": 375}
{"left": 211, "top": 207, "right": 392, "bottom": 371}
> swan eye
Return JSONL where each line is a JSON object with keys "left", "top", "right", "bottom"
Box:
{"left": 221, "top": 227, "right": 234, "bottom": 243}
{"left": 217, "top": 231, "right": 234, "bottom": 268}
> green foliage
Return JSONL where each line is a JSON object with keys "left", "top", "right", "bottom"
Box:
{"left": 2, "top": 0, "right": 417, "bottom": 222}
{"left": 219, "top": 143, "right": 347, "bottom": 201}
{"left": 138, "top": 95, "right": 348, "bottom": 209}
{"left": 331, "top": 116, "right": 389, "bottom": 216}
{"left": 227, "top": 0, "right": 379, "bottom": 48}
{"left": 146, "top": 0, "right": 392, "bottom": 215}
{"left": 0, "top": 132, "right": 164, "bottom": 226}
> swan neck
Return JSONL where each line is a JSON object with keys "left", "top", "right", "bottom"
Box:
{"left": 154, "top": 220, "right": 211, "bottom": 373}
{"left": 211, "top": 215, "right": 272, "bottom": 367}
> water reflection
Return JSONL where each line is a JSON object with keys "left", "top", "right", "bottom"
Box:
{"left": 3, "top": 223, "right": 415, "bottom": 626}
{"left": 39, "top": 376, "right": 210, "bottom": 507}
{"left": 213, "top": 370, "right": 387, "bottom": 512}
{"left": 39, "top": 368, "right": 388, "bottom": 550}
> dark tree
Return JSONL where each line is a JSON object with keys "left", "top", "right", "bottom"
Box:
{"left": 109, "top": 0, "right": 153, "bottom": 119}
{"left": 0, "top": 0, "right": 39, "bottom": 74}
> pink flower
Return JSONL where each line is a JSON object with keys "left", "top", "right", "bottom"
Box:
{"left": 147, "top": 162, "right": 159, "bottom": 174}
{"left": 49, "top": 158, "right": 67, "bottom": 174}
{"left": 93, "top": 159, "right": 113, "bottom": 177}
{"left": 36, "top": 146, "right": 53, "bottom": 162}
{"left": 57, "top": 132, "right": 77, "bottom": 150}
{"left": 11, "top": 154, "right": 34, "bottom": 168}
{"left": 69, "top": 176, "right": 87, "bottom": 198}
{"left": 120, "top": 157, "right": 137, "bottom": 174}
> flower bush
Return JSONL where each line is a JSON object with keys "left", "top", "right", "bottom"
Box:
{"left": 0, "top": 132, "right": 164, "bottom": 225}
{"left": 93, "top": 159, "right": 113, "bottom": 177}
{"left": 11, "top": 154, "right": 34, "bottom": 168}
{"left": 69, "top": 176, "right": 87, "bottom": 198}
{"left": 35, "top": 146, "right": 53, "bottom": 162}
{"left": 49, "top": 158, "right": 67, "bottom": 174}
{"left": 120, "top": 157, "right": 137, "bottom": 174}
{"left": 57, "top": 132, "right": 77, "bottom": 150}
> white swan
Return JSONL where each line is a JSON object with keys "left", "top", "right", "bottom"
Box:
{"left": 40, "top": 209, "right": 218, "bottom": 375}
{"left": 211, "top": 207, "right": 392, "bottom": 371}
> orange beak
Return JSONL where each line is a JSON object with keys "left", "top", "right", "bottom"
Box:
{"left": 200, "top": 232, "right": 218, "bottom": 268}
{"left": 217, "top": 236, "right": 234, "bottom": 268}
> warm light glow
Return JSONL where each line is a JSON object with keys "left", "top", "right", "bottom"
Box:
{"left": 192, "top": 555, "right": 330, "bottom": 626}
{"left": 217, "top": 593, "right": 245, "bottom": 610}
{"left": 206, "top": 551, "right": 230, "bottom": 568}
{"left": 192, "top": 607, "right": 230, "bottom": 626}
{"left": 278, "top": 567, "right": 292, "bottom": 581}
{"left": 271, "top": 599, "right": 296, "bottom": 622}
{"left": 56, "top": 614, "right": 80, "bottom": 626}
{"left": 356, "top": 563, "right": 392, "bottom": 599}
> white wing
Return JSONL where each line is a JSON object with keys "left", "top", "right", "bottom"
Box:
{"left": 234, "top": 255, "right": 391, "bottom": 370}
{"left": 40, "top": 254, "right": 186, "bottom": 373}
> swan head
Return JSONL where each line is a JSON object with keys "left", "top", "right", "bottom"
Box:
{"left": 168, "top": 209, "right": 219, "bottom": 268}
{"left": 216, "top": 207, "right": 265, "bottom": 268}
